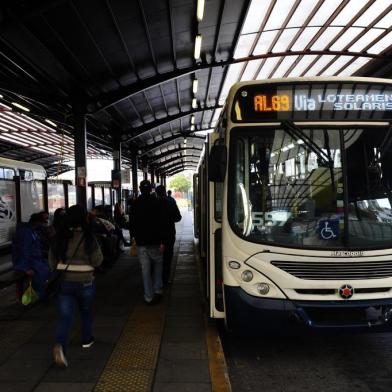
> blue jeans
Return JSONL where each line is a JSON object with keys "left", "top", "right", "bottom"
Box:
{"left": 56, "top": 281, "right": 95, "bottom": 349}
{"left": 138, "top": 245, "right": 163, "bottom": 302}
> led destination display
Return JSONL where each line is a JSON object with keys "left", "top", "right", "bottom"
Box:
{"left": 233, "top": 82, "right": 392, "bottom": 122}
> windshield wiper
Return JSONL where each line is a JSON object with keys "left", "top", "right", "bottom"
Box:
{"left": 281, "top": 121, "right": 335, "bottom": 191}
{"left": 281, "top": 121, "right": 331, "bottom": 166}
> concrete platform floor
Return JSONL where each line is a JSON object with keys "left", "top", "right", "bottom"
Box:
{"left": 0, "top": 209, "right": 213, "bottom": 392}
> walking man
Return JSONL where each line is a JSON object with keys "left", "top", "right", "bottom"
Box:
{"left": 156, "top": 185, "right": 182, "bottom": 285}
{"left": 129, "top": 180, "right": 165, "bottom": 304}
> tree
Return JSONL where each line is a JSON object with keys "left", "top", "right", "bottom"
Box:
{"left": 169, "top": 175, "right": 192, "bottom": 193}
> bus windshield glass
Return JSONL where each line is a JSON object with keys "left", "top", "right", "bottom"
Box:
{"left": 228, "top": 125, "right": 392, "bottom": 250}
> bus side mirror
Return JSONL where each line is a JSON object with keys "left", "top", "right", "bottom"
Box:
{"left": 208, "top": 145, "right": 227, "bottom": 182}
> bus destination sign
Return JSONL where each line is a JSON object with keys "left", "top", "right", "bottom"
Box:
{"left": 233, "top": 82, "right": 392, "bottom": 122}
{"left": 253, "top": 92, "right": 392, "bottom": 112}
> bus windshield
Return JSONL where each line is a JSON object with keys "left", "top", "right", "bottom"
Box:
{"left": 228, "top": 125, "right": 392, "bottom": 250}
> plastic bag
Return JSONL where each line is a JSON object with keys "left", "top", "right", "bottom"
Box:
{"left": 21, "top": 280, "right": 39, "bottom": 306}
{"left": 130, "top": 239, "right": 137, "bottom": 257}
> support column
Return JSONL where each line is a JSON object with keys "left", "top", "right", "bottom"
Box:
{"left": 112, "top": 139, "right": 122, "bottom": 203}
{"left": 73, "top": 104, "right": 87, "bottom": 209}
{"left": 150, "top": 167, "right": 155, "bottom": 185}
{"left": 156, "top": 171, "right": 160, "bottom": 185}
{"left": 131, "top": 151, "right": 138, "bottom": 197}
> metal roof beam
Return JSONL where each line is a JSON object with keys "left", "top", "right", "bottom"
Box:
{"left": 160, "top": 160, "right": 199, "bottom": 172}
{"left": 152, "top": 154, "right": 201, "bottom": 167}
{"left": 148, "top": 147, "right": 202, "bottom": 163}
{"left": 139, "top": 134, "right": 205, "bottom": 156}
{"left": 124, "top": 105, "right": 221, "bottom": 141}
{"left": 89, "top": 50, "right": 385, "bottom": 114}
{"left": 164, "top": 163, "right": 198, "bottom": 175}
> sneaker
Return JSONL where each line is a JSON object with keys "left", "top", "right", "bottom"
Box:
{"left": 82, "top": 338, "right": 95, "bottom": 349}
{"left": 53, "top": 344, "right": 68, "bottom": 368}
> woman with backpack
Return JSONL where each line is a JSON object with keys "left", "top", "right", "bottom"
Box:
{"left": 49, "top": 204, "right": 103, "bottom": 368}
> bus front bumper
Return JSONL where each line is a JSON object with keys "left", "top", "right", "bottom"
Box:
{"left": 224, "top": 285, "right": 392, "bottom": 332}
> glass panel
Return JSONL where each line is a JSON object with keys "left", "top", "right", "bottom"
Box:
{"left": 271, "top": 56, "right": 299, "bottom": 78}
{"left": 353, "top": 0, "right": 391, "bottom": 27}
{"left": 241, "top": 60, "right": 262, "bottom": 81}
{"left": 331, "top": 0, "right": 368, "bottom": 25}
{"left": 0, "top": 180, "right": 16, "bottom": 246}
{"left": 264, "top": 0, "right": 296, "bottom": 30}
{"left": 241, "top": 0, "right": 273, "bottom": 34}
{"left": 346, "top": 126, "right": 392, "bottom": 247}
{"left": 95, "top": 187, "right": 103, "bottom": 206}
{"left": 256, "top": 57, "right": 280, "bottom": 79}
{"left": 367, "top": 31, "right": 392, "bottom": 54}
{"left": 322, "top": 56, "right": 352, "bottom": 76}
{"left": 234, "top": 33, "right": 257, "bottom": 59}
{"left": 290, "top": 27, "right": 321, "bottom": 51}
{"left": 87, "top": 186, "right": 93, "bottom": 211}
{"left": 311, "top": 27, "right": 344, "bottom": 51}
{"left": 104, "top": 188, "right": 111, "bottom": 205}
{"left": 230, "top": 126, "right": 392, "bottom": 250}
{"left": 349, "top": 29, "right": 384, "bottom": 52}
{"left": 68, "top": 185, "right": 77, "bottom": 207}
{"left": 219, "top": 63, "right": 244, "bottom": 103}
{"left": 21, "top": 181, "right": 44, "bottom": 222}
{"left": 308, "top": 0, "right": 343, "bottom": 25}
{"left": 48, "top": 183, "right": 65, "bottom": 215}
{"left": 337, "top": 57, "right": 371, "bottom": 76}
{"left": 4, "top": 168, "right": 15, "bottom": 179}
{"left": 253, "top": 31, "right": 279, "bottom": 55}
{"left": 287, "top": 0, "right": 319, "bottom": 28}
{"left": 330, "top": 27, "right": 365, "bottom": 50}
{"left": 375, "top": 9, "right": 392, "bottom": 28}
{"left": 272, "top": 28, "right": 300, "bottom": 53}
{"left": 229, "top": 128, "right": 343, "bottom": 249}
{"left": 304, "top": 55, "right": 335, "bottom": 76}
{"left": 215, "top": 182, "right": 223, "bottom": 222}
{"left": 287, "top": 55, "right": 318, "bottom": 77}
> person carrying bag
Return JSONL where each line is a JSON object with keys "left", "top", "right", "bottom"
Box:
{"left": 49, "top": 205, "right": 103, "bottom": 368}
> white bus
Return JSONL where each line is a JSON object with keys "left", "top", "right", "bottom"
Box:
{"left": 196, "top": 77, "right": 392, "bottom": 332}
{"left": 0, "top": 158, "right": 46, "bottom": 247}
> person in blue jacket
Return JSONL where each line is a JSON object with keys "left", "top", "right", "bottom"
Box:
{"left": 13, "top": 213, "right": 50, "bottom": 300}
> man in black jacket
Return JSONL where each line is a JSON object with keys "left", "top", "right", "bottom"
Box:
{"left": 129, "top": 180, "right": 165, "bottom": 304}
{"left": 156, "top": 185, "right": 181, "bottom": 285}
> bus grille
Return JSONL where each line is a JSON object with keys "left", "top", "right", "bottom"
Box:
{"left": 270, "top": 260, "right": 392, "bottom": 280}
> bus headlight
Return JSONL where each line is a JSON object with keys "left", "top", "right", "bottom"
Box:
{"left": 256, "top": 283, "right": 270, "bottom": 295}
{"left": 241, "top": 270, "right": 253, "bottom": 282}
{"left": 228, "top": 261, "right": 241, "bottom": 269}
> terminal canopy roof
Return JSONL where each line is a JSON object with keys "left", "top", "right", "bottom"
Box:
{"left": 0, "top": 0, "right": 391, "bottom": 176}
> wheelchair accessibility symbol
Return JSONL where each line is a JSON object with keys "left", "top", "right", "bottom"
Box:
{"left": 319, "top": 220, "right": 339, "bottom": 240}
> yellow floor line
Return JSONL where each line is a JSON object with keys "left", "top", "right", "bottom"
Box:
{"left": 94, "top": 297, "right": 167, "bottom": 392}
{"left": 205, "top": 317, "right": 232, "bottom": 392}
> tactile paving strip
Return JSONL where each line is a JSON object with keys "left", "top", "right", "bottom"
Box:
{"left": 94, "top": 300, "right": 167, "bottom": 391}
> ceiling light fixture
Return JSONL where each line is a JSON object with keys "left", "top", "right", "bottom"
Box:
{"left": 193, "top": 79, "right": 199, "bottom": 94}
{"left": 190, "top": 125, "right": 195, "bottom": 131}
{"left": 197, "top": 0, "right": 205, "bottom": 22}
{"left": 191, "top": 115, "right": 195, "bottom": 125}
{"left": 192, "top": 98, "right": 197, "bottom": 109}
{"left": 45, "top": 119, "right": 57, "bottom": 127}
{"left": 194, "top": 35, "right": 202, "bottom": 59}
{"left": 11, "top": 102, "right": 30, "bottom": 112}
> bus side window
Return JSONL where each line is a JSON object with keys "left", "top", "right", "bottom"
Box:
{"left": 4, "top": 168, "right": 15, "bottom": 179}
{"left": 215, "top": 182, "right": 223, "bottom": 222}
{"left": 19, "top": 170, "right": 33, "bottom": 181}
{"left": 0, "top": 168, "right": 4, "bottom": 179}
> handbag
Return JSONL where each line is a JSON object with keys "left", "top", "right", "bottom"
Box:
{"left": 21, "top": 279, "right": 39, "bottom": 306}
{"left": 45, "top": 236, "right": 84, "bottom": 298}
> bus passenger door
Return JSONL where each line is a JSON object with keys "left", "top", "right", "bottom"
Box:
{"left": 208, "top": 134, "right": 225, "bottom": 318}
